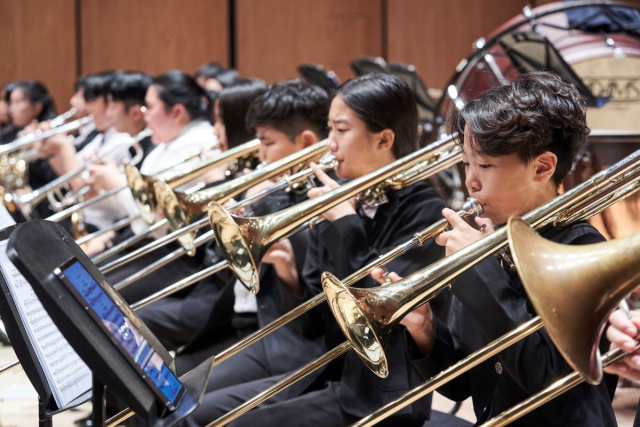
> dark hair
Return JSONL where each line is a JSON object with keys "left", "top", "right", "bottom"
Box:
{"left": 152, "top": 70, "right": 211, "bottom": 122}
{"left": 2, "top": 82, "right": 18, "bottom": 103}
{"left": 216, "top": 69, "right": 241, "bottom": 88}
{"left": 450, "top": 71, "right": 590, "bottom": 187}
{"left": 218, "top": 78, "right": 268, "bottom": 148}
{"left": 195, "top": 62, "right": 225, "bottom": 80}
{"left": 83, "top": 71, "right": 117, "bottom": 102}
{"left": 109, "top": 71, "right": 152, "bottom": 111}
{"left": 246, "top": 79, "right": 329, "bottom": 141}
{"left": 73, "top": 75, "right": 86, "bottom": 93}
{"left": 337, "top": 73, "right": 418, "bottom": 159}
{"left": 12, "top": 80, "right": 57, "bottom": 121}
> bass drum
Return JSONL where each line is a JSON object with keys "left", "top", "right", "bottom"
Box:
{"left": 434, "top": 1, "right": 640, "bottom": 239}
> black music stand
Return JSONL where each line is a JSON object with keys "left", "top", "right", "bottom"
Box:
{"left": 0, "top": 224, "right": 90, "bottom": 427}
{"left": 6, "top": 220, "right": 210, "bottom": 426}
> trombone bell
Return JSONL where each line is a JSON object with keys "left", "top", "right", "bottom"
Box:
{"left": 323, "top": 272, "right": 392, "bottom": 378}
{"left": 208, "top": 203, "right": 264, "bottom": 294}
{"left": 507, "top": 218, "right": 640, "bottom": 385}
{"left": 124, "top": 163, "right": 156, "bottom": 224}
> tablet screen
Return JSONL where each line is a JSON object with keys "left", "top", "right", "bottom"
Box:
{"left": 56, "top": 259, "right": 183, "bottom": 409}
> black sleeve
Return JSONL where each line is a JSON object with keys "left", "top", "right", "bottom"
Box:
{"left": 448, "top": 229, "right": 606, "bottom": 395}
{"left": 316, "top": 194, "right": 446, "bottom": 291}
{"left": 407, "top": 316, "right": 473, "bottom": 402}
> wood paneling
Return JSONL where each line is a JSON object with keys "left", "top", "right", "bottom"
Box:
{"left": 387, "top": 0, "right": 530, "bottom": 91}
{"left": 0, "top": 0, "right": 77, "bottom": 115}
{"left": 236, "top": 0, "right": 383, "bottom": 83}
{"left": 80, "top": 0, "right": 229, "bottom": 76}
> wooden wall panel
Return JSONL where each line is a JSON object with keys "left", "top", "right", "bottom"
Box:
{"left": 0, "top": 0, "right": 77, "bottom": 115}
{"left": 387, "top": 0, "right": 530, "bottom": 91}
{"left": 236, "top": 0, "right": 383, "bottom": 83}
{"left": 80, "top": 0, "right": 229, "bottom": 76}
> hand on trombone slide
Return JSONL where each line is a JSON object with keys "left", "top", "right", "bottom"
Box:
{"left": 371, "top": 268, "right": 436, "bottom": 358}
{"left": 605, "top": 308, "right": 640, "bottom": 381}
{"left": 435, "top": 207, "right": 493, "bottom": 256}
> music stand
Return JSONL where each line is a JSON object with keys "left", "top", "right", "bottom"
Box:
{"left": 6, "top": 220, "right": 210, "bottom": 426}
{"left": 0, "top": 224, "right": 90, "bottom": 427}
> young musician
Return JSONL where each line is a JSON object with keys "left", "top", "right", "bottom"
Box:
{"left": 388, "top": 71, "right": 617, "bottom": 426}
{"left": 214, "top": 78, "right": 268, "bottom": 151}
{"left": 94, "top": 71, "right": 219, "bottom": 302}
{"left": 2, "top": 80, "right": 57, "bottom": 143}
{"left": 137, "top": 80, "right": 327, "bottom": 376}
{"left": 184, "top": 73, "right": 448, "bottom": 427}
{"left": 80, "top": 70, "right": 155, "bottom": 255}
{"left": 2, "top": 81, "right": 60, "bottom": 219}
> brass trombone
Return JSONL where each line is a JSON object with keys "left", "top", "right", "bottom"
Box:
{"left": 211, "top": 196, "right": 480, "bottom": 367}
{"left": 124, "top": 138, "right": 258, "bottom": 224}
{"left": 95, "top": 140, "right": 331, "bottom": 269}
{"left": 108, "top": 153, "right": 338, "bottom": 292}
{"left": 208, "top": 148, "right": 640, "bottom": 426}
{"left": 154, "top": 140, "right": 330, "bottom": 252}
{"left": 353, "top": 219, "right": 640, "bottom": 427}
{"left": 207, "top": 134, "right": 461, "bottom": 294}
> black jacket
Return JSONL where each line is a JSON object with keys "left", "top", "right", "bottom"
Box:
{"left": 408, "top": 221, "right": 618, "bottom": 426}
{"left": 294, "top": 181, "right": 448, "bottom": 419}
{"left": 178, "top": 184, "right": 326, "bottom": 388}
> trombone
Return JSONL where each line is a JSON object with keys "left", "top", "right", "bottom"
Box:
{"left": 207, "top": 134, "right": 461, "bottom": 294}
{"left": 108, "top": 154, "right": 339, "bottom": 293}
{"left": 354, "top": 220, "right": 640, "bottom": 427}
{"left": 106, "top": 134, "right": 459, "bottom": 293}
{"left": 94, "top": 140, "right": 331, "bottom": 269}
{"left": 207, "top": 148, "right": 640, "bottom": 426}
{"left": 124, "top": 138, "right": 257, "bottom": 224}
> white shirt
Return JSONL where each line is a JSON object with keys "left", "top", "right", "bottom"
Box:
{"left": 233, "top": 279, "right": 258, "bottom": 313}
{"left": 80, "top": 127, "right": 135, "bottom": 229}
{"left": 119, "top": 119, "right": 219, "bottom": 234}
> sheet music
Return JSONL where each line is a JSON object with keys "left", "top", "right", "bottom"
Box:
{"left": 0, "top": 236, "right": 92, "bottom": 409}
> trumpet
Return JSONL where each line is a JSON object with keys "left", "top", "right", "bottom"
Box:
{"left": 208, "top": 148, "right": 640, "bottom": 426}
{"left": 0, "top": 115, "right": 94, "bottom": 157}
{"left": 3, "top": 128, "right": 149, "bottom": 218}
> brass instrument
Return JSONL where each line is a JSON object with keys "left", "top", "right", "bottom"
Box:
{"left": 211, "top": 197, "right": 480, "bottom": 367}
{"left": 124, "top": 138, "right": 257, "bottom": 224}
{"left": 207, "top": 135, "right": 460, "bottom": 294}
{"left": 3, "top": 129, "right": 150, "bottom": 218}
{"left": 106, "top": 153, "right": 339, "bottom": 291}
{"left": 0, "top": 115, "right": 94, "bottom": 196}
{"left": 354, "top": 219, "right": 640, "bottom": 427}
{"left": 155, "top": 139, "right": 330, "bottom": 252}
{"left": 0, "top": 115, "right": 94, "bottom": 157}
{"left": 95, "top": 140, "right": 331, "bottom": 269}
{"left": 208, "top": 148, "right": 640, "bottom": 426}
